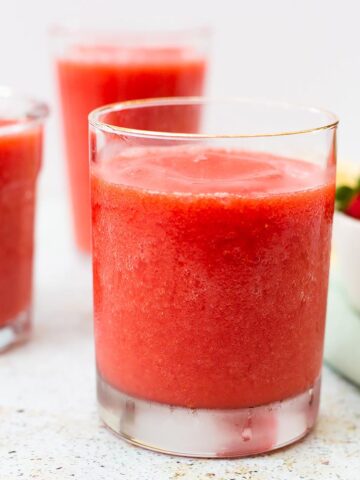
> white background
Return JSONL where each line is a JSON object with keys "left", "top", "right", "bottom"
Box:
{"left": 1, "top": 0, "right": 360, "bottom": 198}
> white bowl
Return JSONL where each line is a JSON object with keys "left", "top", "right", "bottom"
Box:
{"left": 325, "top": 274, "right": 360, "bottom": 386}
{"left": 325, "top": 211, "right": 360, "bottom": 386}
{"left": 332, "top": 211, "right": 360, "bottom": 311}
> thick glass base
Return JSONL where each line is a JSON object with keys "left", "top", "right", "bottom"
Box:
{"left": 97, "top": 373, "right": 320, "bottom": 458}
{"left": 0, "top": 308, "right": 31, "bottom": 353}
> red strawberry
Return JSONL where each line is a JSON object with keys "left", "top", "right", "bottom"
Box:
{"left": 345, "top": 193, "right": 360, "bottom": 220}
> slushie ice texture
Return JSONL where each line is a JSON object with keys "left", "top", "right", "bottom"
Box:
{"left": 0, "top": 120, "right": 43, "bottom": 349}
{"left": 57, "top": 45, "right": 207, "bottom": 252}
{"left": 91, "top": 144, "right": 335, "bottom": 455}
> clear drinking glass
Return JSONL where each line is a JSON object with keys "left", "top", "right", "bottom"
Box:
{"left": 89, "top": 98, "right": 338, "bottom": 457}
{"left": 0, "top": 88, "right": 48, "bottom": 352}
{"left": 52, "top": 24, "right": 210, "bottom": 253}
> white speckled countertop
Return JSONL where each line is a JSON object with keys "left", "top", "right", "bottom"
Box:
{"left": 1, "top": 195, "right": 360, "bottom": 480}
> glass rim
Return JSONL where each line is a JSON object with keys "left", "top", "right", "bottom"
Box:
{"left": 88, "top": 97, "right": 339, "bottom": 140}
{"left": 49, "top": 22, "right": 211, "bottom": 42}
{"left": 0, "top": 86, "right": 49, "bottom": 136}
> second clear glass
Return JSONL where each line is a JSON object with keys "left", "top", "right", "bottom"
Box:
{"left": 0, "top": 88, "right": 48, "bottom": 352}
{"left": 53, "top": 24, "right": 210, "bottom": 252}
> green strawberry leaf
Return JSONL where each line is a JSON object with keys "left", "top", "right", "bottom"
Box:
{"left": 356, "top": 177, "right": 360, "bottom": 192}
{"left": 336, "top": 185, "right": 355, "bottom": 211}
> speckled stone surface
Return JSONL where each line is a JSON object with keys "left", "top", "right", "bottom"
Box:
{"left": 1, "top": 197, "right": 360, "bottom": 480}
